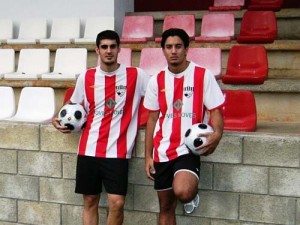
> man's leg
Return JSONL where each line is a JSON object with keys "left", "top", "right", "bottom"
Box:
{"left": 173, "top": 171, "right": 199, "bottom": 203}
{"left": 157, "top": 189, "right": 177, "bottom": 225}
{"left": 83, "top": 194, "right": 100, "bottom": 225}
{"left": 107, "top": 194, "right": 126, "bottom": 225}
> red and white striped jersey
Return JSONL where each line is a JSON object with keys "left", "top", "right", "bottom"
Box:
{"left": 143, "top": 62, "right": 224, "bottom": 162}
{"left": 71, "top": 64, "right": 149, "bottom": 158}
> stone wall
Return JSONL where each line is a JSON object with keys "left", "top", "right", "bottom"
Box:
{"left": 0, "top": 121, "right": 299, "bottom": 225}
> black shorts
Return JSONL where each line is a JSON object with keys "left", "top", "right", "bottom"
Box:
{"left": 75, "top": 155, "right": 129, "bottom": 196}
{"left": 153, "top": 154, "right": 200, "bottom": 191}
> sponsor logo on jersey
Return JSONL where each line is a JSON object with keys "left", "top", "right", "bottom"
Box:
{"left": 106, "top": 98, "right": 117, "bottom": 109}
{"left": 173, "top": 99, "right": 183, "bottom": 111}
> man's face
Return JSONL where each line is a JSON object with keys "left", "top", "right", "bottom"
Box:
{"left": 162, "top": 36, "right": 188, "bottom": 66}
{"left": 96, "top": 39, "right": 120, "bottom": 66}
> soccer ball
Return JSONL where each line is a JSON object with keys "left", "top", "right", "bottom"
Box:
{"left": 58, "top": 103, "right": 87, "bottom": 132}
{"left": 184, "top": 123, "right": 214, "bottom": 155}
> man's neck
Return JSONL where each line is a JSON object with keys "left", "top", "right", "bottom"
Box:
{"left": 168, "top": 60, "right": 190, "bottom": 74}
{"left": 100, "top": 63, "right": 120, "bottom": 73}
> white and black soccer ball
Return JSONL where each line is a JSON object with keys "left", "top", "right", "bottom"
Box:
{"left": 184, "top": 123, "right": 214, "bottom": 155}
{"left": 58, "top": 103, "right": 87, "bottom": 132}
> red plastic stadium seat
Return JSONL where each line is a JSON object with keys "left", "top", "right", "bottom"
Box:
{"left": 209, "top": 0, "right": 245, "bottom": 11}
{"left": 117, "top": 48, "right": 132, "bottom": 66}
{"left": 222, "top": 45, "right": 268, "bottom": 84}
{"left": 221, "top": 90, "right": 257, "bottom": 132}
{"left": 237, "top": 11, "right": 277, "bottom": 43}
{"left": 155, "top": 14, "right": 195, "bottom": 42}
{"left": 120, "top": 16, "right": 154, "bottom": 43}
{"left": 187, "top": 48, "right": 222, "bottom": 79}
{"left": 63, "top": 87, "right": 75, "bottom": 104}
{"left": 248, "top": 0, "right": 283, "bottom": 11}
{"left": 139, "top": 48, "right": 167, "bottom": 76}
{"left": 195, "top": 13, "right": 235, "bottom": 42}
{"left": 138, "top": 97, "right": 149, "bottom": 127}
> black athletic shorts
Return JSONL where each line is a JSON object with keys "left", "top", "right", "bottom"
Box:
{"left": 75, "top": 155, "right": 129, "bottom": 196}
{"left": 153, "top": 154, "right": 200, "bottom": 191}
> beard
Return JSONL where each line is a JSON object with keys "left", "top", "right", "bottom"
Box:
{"left": 102, "top": 59, "right": 116, "bottom": 66}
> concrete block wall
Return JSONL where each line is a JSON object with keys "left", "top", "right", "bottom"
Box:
{"left": 0, "top": 121, "right": 299, "bottom": 224}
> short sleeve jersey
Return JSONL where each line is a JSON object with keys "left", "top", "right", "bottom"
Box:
{"left": 143, "top": 62, "right": 225, "bottom": 162}
{"left": 71, "top": 64, "right": 149, "bottom": 158}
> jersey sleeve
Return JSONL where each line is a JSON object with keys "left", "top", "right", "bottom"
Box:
{"left": 203, "top": 69, "right": 225, "bottom": 110}
{"left": 143, "top": 75, "right": 159, "bottom": 111}
{"left": 70, "top": 71, "right": 85, "bottom": 104}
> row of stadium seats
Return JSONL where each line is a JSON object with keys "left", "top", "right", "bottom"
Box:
{"left": 0, "top": 10, "right": 277, "bottom": 45}
{"left": 121, "top": 11, "right": 277, "bottom": 44}
{"left": 209, "top": 0, "right": 284, "bottom": 11}
{"left": 0, "top": 48, "right": 87, "bottom": 80}
{"left": 62, "top": 87, "right": 257, "bottom": 132}
{"left": 0, "top": 47, "right": 133, "bottom": 80}
{"left": 0, "top": 45, "right": 268, "bottom": 84}
{"left": 0, "top": 17, "right": 114, "bottom": 45}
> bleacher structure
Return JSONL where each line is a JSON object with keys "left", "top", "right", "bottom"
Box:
{"left": 0, "top": 5, "right": 300, "bottom": 224}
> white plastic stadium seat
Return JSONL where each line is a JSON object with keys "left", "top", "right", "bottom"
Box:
{"left": 6, "top": 18, "right": 47, "bottom": 44}
{"left": 0, "top": 19, "right": 13, "bottom": 44}
{"left": 40, "top": 18, "right": 80, "bottom": 44}
{"left": 4, "top": 49, "right": 50, "bottom": 80}
{"left": 6, "top": 87, "right": 55, "bottom": 123}
{"left": 74, "top": 17, "right": 114, "bottom": 44}
{"left": 0, "top": 86, "right": 16, "bottom": 119}
{"left": 41, "top": 48, "right": 87, "bottom": 80}
{"left": 0, "top": 49, "right": 15, "bottom": 79}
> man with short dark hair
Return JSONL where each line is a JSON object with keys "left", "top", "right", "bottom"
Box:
{"left": 144, "top": 28, "right": 224, "bottom": 224}
{"left": 53, "top": 30, "right": 149, "bottom": 225}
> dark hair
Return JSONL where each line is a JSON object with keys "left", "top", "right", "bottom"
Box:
{"left": 161, "top": 28, "right": 190, "bottom": 48}
{"left": 96, "top": 30, "right": 120, "bottom": 47}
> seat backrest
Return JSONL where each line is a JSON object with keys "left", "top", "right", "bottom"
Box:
{"left": 17, "top": 49, "right": 50, "bottom": 74}
{"left": 162, "top": 14, "right": 195, "bottom": 38}
{"left": 248, "top": 0, "right": 283, "bottom": 10}
{"left": 0, "top": 49, "right": 15, "bottom": 74}
{"left": 213, "top": 0, "right": 245, "bottom": 7}
{"left": 139, "top": 48, "right": 167, "bottom": 76}
{"left": 0, "top": 86, "right": 15, "bottom": 119}
{"left": 17, "top": 18, "right": 47, "bottom": 39}
{"left": 50, "top": 18, "right": 80, "bottom": 39}
{"left": 200, "top": 13, "right": 235, "bottom": 38}
{"left": 226, "top": 45, "right": 268, "bottom": 76}
{"left": 121, "top": 15, "right": 154, "bottom": 39}
{"left": 221, "top": 90, "right": 257, "bottom": 131}
{"left": 118, "top": 48, "right": 132, "bottom": 66}
{"left": 83, "top": 17, "right": 114, "bottom": 38}
{"left": 187, "top": 48, "right": 222, "bottom": 78}
{"left": 53, "top": 48, "right": 87, "bottom": 74}
{"left": 239, "top": 11, "right": 277, "bottom": 37}
{"left": 12, "top": 87, "right": 55, "bottom": 123}
{"left": 0, "top": 19, "right": 13, "bottom": 40}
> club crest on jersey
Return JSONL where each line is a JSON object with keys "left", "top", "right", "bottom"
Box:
{"left": 106, "top": 98, "right": 117, "bottom": 109}
{"left": 173, "top": 99, "right": 183, "bottom": 111}
{"left": 116, "top": 85, "right": 127, "bottom": 97}
{"left": 184, "top": 86, "right": 194, "bottom": 98}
